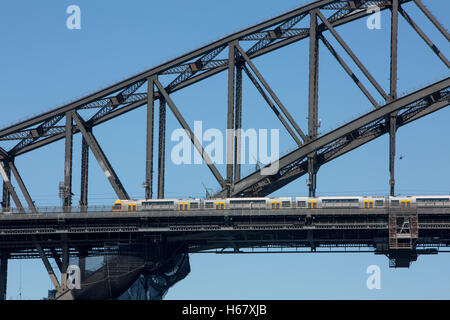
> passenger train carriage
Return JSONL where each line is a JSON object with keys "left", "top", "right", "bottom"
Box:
{"left": 111, "top": 195, "right": 450, "bottom": 212}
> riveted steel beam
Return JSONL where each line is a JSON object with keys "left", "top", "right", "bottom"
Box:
{"left": 158, "top": 97, "right": 166, "bottom": 199}
{"left": 80, "top": 137, "right": 89, "bottom": 210}
{"left": 235, "top": 44, "right": 307, "bottom": 143}
{"left": 146, "top": 76, "right": 156, "bottom": 199}
{"left": 220, "top": 78, "right": 449, "bottom": 197}
{"left": 154, "top": 78, "right": 227, "bottom": 189}
{"left": 399, "top": 6, "right": 449, "bottom": 68}
{"left": 316, "top": 10, "right": 389, "bottom": 101}
{"left": 72, "top": 111, "right": 130, "bottom": 200}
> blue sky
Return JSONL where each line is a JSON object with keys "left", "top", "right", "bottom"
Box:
{"left": 0, "top": 0, "right": 449, "bottom": 299}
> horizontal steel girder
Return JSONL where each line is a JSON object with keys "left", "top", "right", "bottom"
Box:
{"left": 213, "top": 78, "right": 450, "bottom": 197}
{"left": 0, "top": 0, "right": 414, "bottom": 159}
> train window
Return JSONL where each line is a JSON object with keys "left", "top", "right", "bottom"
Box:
{"left": 417, "top": 198, "right": 450, "bottom": 203}
{"left": 112, "top": 203, "right": 122, "bottom": 210}
{"left": 205, "top": 202, "right": 214, "bottom": 209}
{"left": 391, "top": 200, "right": 399, "bottom": 206}
{"left": 142, "top": 201, "right": 174, "bottom": 206}
{"left": 282, "top": 201, "right": 291, "bottom": 208}
{"left": 190, "top": 202, "right": 199, "bottom": 209}
{"left": 375, "top": 200, "right": 384, "bottom": 206}
{"left": 229, "top": 200, "right": 266, "bottom": 205}
{"left": 297, "top": 201, "right": 306, "bottom": 208}
{"left": 322, "top": 199, "right": 359, "bottom": 203}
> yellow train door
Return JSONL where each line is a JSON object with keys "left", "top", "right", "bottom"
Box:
{"left": 127, "top": 204, "right": 137, "bottom": 212}
{"left": 271, "top": 201, "right": 281, "bottom": 210}
{"left": 401, "top": 200, "right": 411, "bottom": 208}
{"left": 364, "top": 200, "right": 374, "bottom": 209}
{"left": 307, "top": 201, "right": 317, "bottom": 209}
{"left": 178, "top": 203, "right": 189, "bottom": 211}
{"left": 215, "top": 202, "right": 225, "bottom": 210}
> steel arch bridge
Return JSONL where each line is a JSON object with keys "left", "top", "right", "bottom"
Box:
{"left": 0, "top": 0, "right": 449, "bottom": 300}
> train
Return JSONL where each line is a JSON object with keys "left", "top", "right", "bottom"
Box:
{"left": 111, "top": 195, "right": 450, "bottom": 212}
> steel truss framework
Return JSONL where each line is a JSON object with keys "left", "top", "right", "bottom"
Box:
{"left": 0, "top": 0, "right": 449, "bottom": 300}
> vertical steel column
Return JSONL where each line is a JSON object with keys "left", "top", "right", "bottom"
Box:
{"left": 234, "top": 62, "right": 243, "bottom": 181}
{"left": 9, "top": 160, "right": 37, "bottom": 213}
{"left": 1, "top": 162, "right": 10, "bottom": 213}
{"left": 158, "top": 97, "right": 166, "bottom": 199}
{"left": 64, "top": 111, "right": 73, "bottom": 211}
{"left": 61, "top": 236, "right": 69, "bottom": 290}
{"left": 308, "top": 10, "right": 319, "bottom": 197}
{"left": 389, "top": 0, "right": 399, "bottom": 196}
{"left": 227, "top": 42, "right": 237, "bottom": 192}
{"left": 146, "top": 77, "right": 155, "bottom": 199}
{"left": 0, "top": 161, "right": 25, "bottom": 213}
{"left": 80, "top": 137, "right": 89, "bottom": 210}
{"left": 0, "top": 251, "right": 7, "bottom": 300}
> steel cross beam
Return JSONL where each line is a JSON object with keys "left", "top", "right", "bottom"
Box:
{"left": 0, "top": 1, "right": 414, "bottom": 160}
{"left": 71, "top": 111, "right": 130, "bottom": 200}
{"left": 0, "top": 0, "right": 446, "bottom": 209}
{"left": 214, "top": 78, "right": 449, "bottom": 197}
{"left": 154, "top": 78, "right": 227, "bottom": 189}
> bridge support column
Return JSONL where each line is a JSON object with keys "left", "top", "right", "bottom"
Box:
{"left": 64, "top": 111, "right": 73, "bottom": 211}
{"left": 227, "top": 41, "right": 236, "bottom": 194}
{"left": 146, "top": 76, "right": 155, "bottom": 199}
{"left": 308, "top": 9, "right": 319, "bottom": 197}
{"left": 389, "top": 0, "right": 399, "bottom": 196}
{"left": 234, "top": 62, "right": 243, "bottom": 181}
{"left": 0, "top": 251, "right": 8, "bottom": 300}
{"left": 1, "top": 161, "right": 10, "bottom": 213}
{"left": 158, "top": 96, "right": 166, "bottom": 199}
{"left": 0, "top": 160, "right": 25, "bottom": 213}
{"left": 80, "top": 137, "right": 89, "bottom": 211}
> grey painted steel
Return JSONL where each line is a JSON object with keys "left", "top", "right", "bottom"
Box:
{"left": 34, "top": 239, "right": 61, "bottom": 292}
{"left": 158, "top": 97, "right": 166, "bottom": 199}
{"left": 0, "top": 161, "right": 25, "bottom": 213}
{"left": 225, "top": 78, "right": 449, "bottom": 197}
{"left": 61, "top": 235, "right": 69, "bottom": 290}
{"left": 72, "top": 111, "right": 130, "bottom": 200}
{"left": 319, "top": 34, "right": 379, "bottom": 108}
{"left": 308, "top": 9, "right": 319, "bottom": 197}
{"left": 146, "top": 76, "right": 155, "bottom": 199}
{"left": 227, "top": 42, "right": 236, "bottom": 190}
{"left": 50, "top": 248, "right": 63, "bottom": 272}
{"left": 316, "top": 10, "right": 389, "bottom": 101}
{"left": 234, "top": 64, "right": 243, "bottom": 181}
{"left": 80, "top": 137, "right": 89, "bottom": 209}
{"left": 256, "top": 97, "right": 450, "bottom": 196}
{"left": 241, "top": 65, "right": 303, "bottom": 147}
{"left": 1, "top": 161, "right": 10, "bottom": 213}
{"left": 154, "top": 78, "right": 227, "bottom": 188}
{"left": 399, "top": 6, "right": 449, "bottom": 69}
{"left": 8, "top": 161, "right": 37, "bottom": 213}
{"left": 0, "top": 1, "right": 415, "bottom": 161}
{"left": 236, "top": 44, "right": 307, "bottom": 143}
{"left": 64, "top": 111, "right": 73, "bottom": 210}
{"left": 390, "top": 0, "right": 399, "bottom": 196}
{"left": 413, "top": 0, "right": 449, "bottom": 42}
